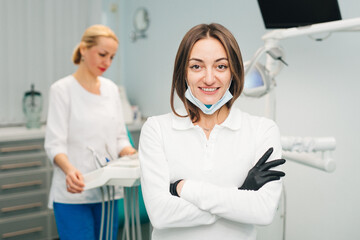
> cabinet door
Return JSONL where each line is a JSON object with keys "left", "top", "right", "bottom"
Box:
{"left": 0, "top": 171, "right": 47, "bottom": 196}
{"left": 0, "top": 191, "right": 48, "bottom": 218}
{"left": 0, "top": 214, "right": 47, "bottom": 240}
{"left": 0, "top": 152, "right": 47, "bottom": 173}
{"left": 0, "top": 139, "right": 44, "bottom": 156}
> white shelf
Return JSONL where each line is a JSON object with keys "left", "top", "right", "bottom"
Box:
{"left": 0, "top": 126, "right": 46, "bottom": 142}
{"left": 0, "top": 119, "right": 146, "bottom": 143}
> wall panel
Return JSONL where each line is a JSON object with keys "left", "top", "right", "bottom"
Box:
{"left": 0, "top": 0, "right": 102, "bottom": 126}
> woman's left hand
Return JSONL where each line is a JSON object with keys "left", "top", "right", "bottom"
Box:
{"left": 119, "top": 146, "right": 137, "bottom": 156}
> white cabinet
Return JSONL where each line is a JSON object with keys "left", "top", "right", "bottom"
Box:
{"left": 0, "top": 122, "right": 144, "bottom": 240}
{"left": 0, "top": 127, "right": 58, "bottom": 240}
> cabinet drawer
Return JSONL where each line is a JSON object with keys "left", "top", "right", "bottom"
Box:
{"left": 0, "top": 171, "right": 47, "bottom": 195}
{"left": 0, "top": 192, "right": 48, "bottom": 218}
{"left": 0, "top": 139, "right": 44, "bottom": 156}
{"left": 0, "top": 152, "right": 47, "bottom": 173}
{"left": 0, "top": 213, "right": 47, "bottom": 240}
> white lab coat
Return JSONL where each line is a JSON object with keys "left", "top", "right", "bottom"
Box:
{"left": 45, "top": 75, "right": 131, "bottom": 208}
{"left": 139, "top": 107, "right": 283, "bottom": 240}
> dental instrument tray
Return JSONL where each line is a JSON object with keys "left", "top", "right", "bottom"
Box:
{"left": 83, "top": 155, "right": 140, "bottom": 190}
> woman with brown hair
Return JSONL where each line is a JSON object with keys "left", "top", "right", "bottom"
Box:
{"left": 139, "top": 23, "right": 285, "bottom": 240}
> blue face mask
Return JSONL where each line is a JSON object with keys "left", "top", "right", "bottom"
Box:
{"left": 185, "top": 82, "right": 233, "bottom": 115}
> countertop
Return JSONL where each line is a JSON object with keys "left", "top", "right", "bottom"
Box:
{"left": 0, "top": 120, "right": 145, "bottom": 143}
{"left": 0, "top": 126, "right": 46, "bottom": 142}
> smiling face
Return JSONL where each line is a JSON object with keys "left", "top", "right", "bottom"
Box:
{"left": 186, "top": 37, "right": 232, "bottom": 105}
{"left": 81, "top": 36, "right": 118, "bottom": 77}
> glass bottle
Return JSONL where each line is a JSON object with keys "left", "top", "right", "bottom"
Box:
{"left": 23, "top": 84, "right": 42, "bottom": 128}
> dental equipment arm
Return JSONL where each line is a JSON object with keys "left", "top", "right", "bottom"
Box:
{"left": 281, "top": 137, "right": 336, "bottom": 172}
{"left": 246, "top": 17, "right": 360, "bottom": 76}
{"left": 243, "top": 18, "right": 360, "bottom": 172}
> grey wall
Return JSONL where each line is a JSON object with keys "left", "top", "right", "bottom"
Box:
{"left": 119, "top": 0, "right": 360, "bottom": 239}
{"left": 0, "top": 0, "right": 103, "bottom": 126}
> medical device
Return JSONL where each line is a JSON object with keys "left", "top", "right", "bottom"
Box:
{"left": 243, "top": 3, "right": 360, "bottom": 238}
{"left": 84, "top": 154, "right": 140, "bottom": 190}
{"left": 83, "top": 153, "right": 142, "bottom": 240}
{"left": 244, "top": 16, "right": 360, "bottom": 171}
{"left": 257, "top": 0, "right": 342, "bottom": 29}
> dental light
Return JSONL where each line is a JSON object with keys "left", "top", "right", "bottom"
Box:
{"left": 248, "top": 3, "right": 360, "bottom": 239}
{"left": 244, "top": 17, "right": 360, "bottom": 172}
{"left": 243, "top": 47, "right": 286, "bottom": 98}
{"left": 243, "top": 62, "right": 270, "bottom": 98}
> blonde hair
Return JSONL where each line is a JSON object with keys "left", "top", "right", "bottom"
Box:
{"left": 72, "top": 24, "right": 119, "bottom": 64}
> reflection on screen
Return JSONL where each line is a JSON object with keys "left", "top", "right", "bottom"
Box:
{"left": 244, "top": 69, "right": 264, "bottom": 89}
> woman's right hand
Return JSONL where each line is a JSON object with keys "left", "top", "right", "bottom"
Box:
{"left": 54, "top": 153, "right": 85, "bottom": 194}
{"left": 65, "top": 168, "right": 85, "bottom": 193}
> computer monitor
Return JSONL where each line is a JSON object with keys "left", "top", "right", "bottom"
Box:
{"left": 257, "top": 0, "right": 342, "bottom": 29}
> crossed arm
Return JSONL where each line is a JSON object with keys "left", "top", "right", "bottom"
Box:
{"left": 139, "top": 117, "right": 285, "bottom": 229}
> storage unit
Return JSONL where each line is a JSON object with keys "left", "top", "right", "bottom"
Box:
{"left": 0, "top": 127, "right": 58, "bottom": 240}
{"left": 0, "top": 122, "right": 144, "bottom": 240}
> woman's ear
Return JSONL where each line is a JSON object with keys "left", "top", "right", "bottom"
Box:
{"left": 79, "top": 42, "right": 87, "bottom": 56}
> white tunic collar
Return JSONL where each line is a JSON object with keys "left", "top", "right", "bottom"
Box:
{"left": 171, "top": 107, "right": 242, "bottom": 131}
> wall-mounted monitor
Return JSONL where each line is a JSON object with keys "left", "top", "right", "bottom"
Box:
{"left": 257, "top": 0, "right": 342, "bottom": 29}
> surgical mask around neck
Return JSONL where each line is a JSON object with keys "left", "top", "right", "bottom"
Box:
{"left": 185, "top": 82, "right": 233, "bottom": 115}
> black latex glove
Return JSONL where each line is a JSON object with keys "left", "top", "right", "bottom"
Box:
{"left": 239, "top": 147, "right": 286, "bottom": 191}
{"left": 169, "top": 179, "right": 183, "bottom": 197}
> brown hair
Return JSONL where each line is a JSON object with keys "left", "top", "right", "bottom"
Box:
{"left": 72, "top": 24, "right": 119, "bottom": 64}
{"left": 170, "top": 23, "right": 244, "bottom": 122}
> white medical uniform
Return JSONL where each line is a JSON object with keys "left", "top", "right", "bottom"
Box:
{"left": 139, "top": 107, "right": 283, "bottom": 240}
{"left": 45, "top": 75, "right": 131, "bottom": 208}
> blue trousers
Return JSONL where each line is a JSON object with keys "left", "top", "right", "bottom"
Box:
{"left": 53, "top": 201, "right": 119, "bottom": 240}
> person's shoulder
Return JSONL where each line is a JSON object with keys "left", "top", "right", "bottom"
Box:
{"left": 50, "top": 75, "right": 74, "bottom": 93}
{"left": 142, "top": 112, "right": 176, "bottom": 133}
{"left": 98, "top": 77, "right": 121, "bottom": 97}
{"left": 99, "top": 76, "right": 118, "bottom": 89}
{"left": 145, "top": 112, "right": 173, "bottom": 126}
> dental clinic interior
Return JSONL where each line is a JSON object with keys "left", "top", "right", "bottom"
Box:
{"left": 0, "top": 0, "right": 359, "bottom": 239}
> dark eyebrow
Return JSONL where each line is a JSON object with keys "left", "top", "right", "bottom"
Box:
{"left": 215, "top": 57, "right": 228, "bottom": 62}
{"left": 188, "top": 57, "right": 228, "bottom": 62}
{"left": 99, "top": 48, "right": 108, "bottom": 52}
{"left": 188, "top": 58, "right": 203, "bottom": 62}
{"left": 99, "top": 49, "right": 116, "bottom": 57}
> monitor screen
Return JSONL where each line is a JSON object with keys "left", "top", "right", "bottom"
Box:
{"left": 257, "top": 0, "right": 342, "bottom": 29}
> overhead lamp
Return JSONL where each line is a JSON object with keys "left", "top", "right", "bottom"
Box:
{"left": 243, "top": 62, "right": 271, "bottom": 98}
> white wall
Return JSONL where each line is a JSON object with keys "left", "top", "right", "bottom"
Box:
{"left": 0, "top": 0, "right": 105, "bottom": 126}
{"left": 119, "top": 0, "right": 360, "bottom": 239}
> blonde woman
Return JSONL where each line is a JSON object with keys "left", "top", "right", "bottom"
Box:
{"left": 45, "top": 25, "right": 136, "bottom": 240}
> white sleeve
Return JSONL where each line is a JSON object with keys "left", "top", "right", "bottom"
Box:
{"left": 180, "top": 119, "right": 283, "bottom": 225}
{"left": 44, "top": 84, "right": 69, "bottom": 164}
{"left": 115, "top": 89, "right": 131, "bottom": 153}
{"left": 139, "top": 117, "right": 218, "bottom": 229}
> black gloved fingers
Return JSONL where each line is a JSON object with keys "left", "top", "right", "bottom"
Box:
{"left": 260, "top": 158, "right": 286, "bottom": 171}
{"left": 255, "top": 147, "right": 274, "bottom": 168}
{"left": 260, "top": 170, "right": 285, "bottom": 178}
{"left": 260, "top": 175, "right": 282, "bottom": 185}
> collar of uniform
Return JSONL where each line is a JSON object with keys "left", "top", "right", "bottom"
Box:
{"left": 171, "top": 108, "right": 194, "bottom": 130}
{"left": 172, "top": 107, "right": 242, "bottom": 131}
{"left": 219, "top": 107, "right": 242, "bottom": 131}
